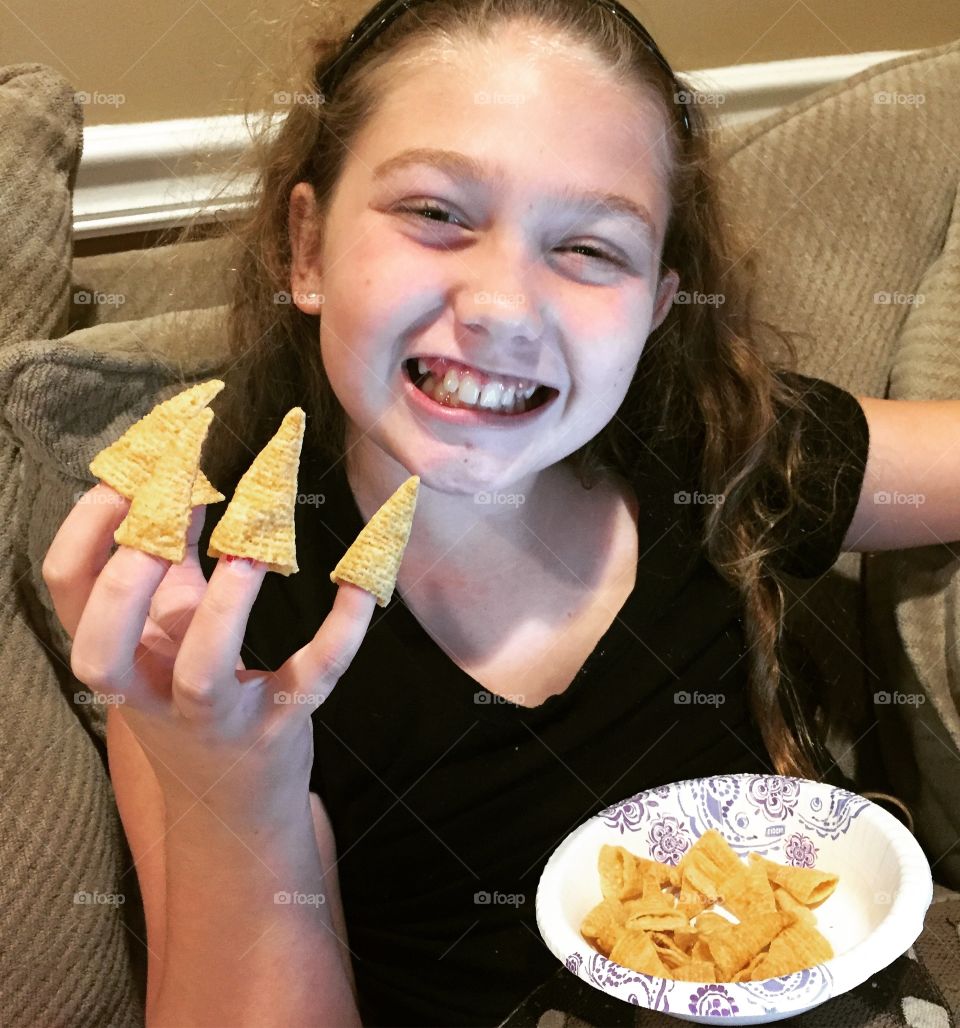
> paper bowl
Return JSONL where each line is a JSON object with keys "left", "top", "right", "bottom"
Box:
{"left": 536, "top": 774, "right": 932, "bottom": 1025}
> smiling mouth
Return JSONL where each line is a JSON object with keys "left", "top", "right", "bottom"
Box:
{"left": 402, "top": 358, "right": 558, "bottom": 415}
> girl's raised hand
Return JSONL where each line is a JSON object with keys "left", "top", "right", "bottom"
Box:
{"left": 42, "top": 481, "right": 377, "bottom": 833}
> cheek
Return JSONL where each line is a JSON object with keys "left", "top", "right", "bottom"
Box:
{"left": 559, "top": 292, "right": 649, "bottom": 368}
{"left": 319, "top": 229, "right": 420, "bottom": 375}
{"left": 317, "top": 294, "right": 378, "bottom": 413}
{"left": 319, "top": 323, "right": 388, "bottom": 410}
{"left": 330, "top": 217, "right": 417, "bottom": 313}
{"left": 317, "top": 251, "right": 388, "bottom": 383}
{"left": 575, "top": 357, "right": 635, "bottom": 408}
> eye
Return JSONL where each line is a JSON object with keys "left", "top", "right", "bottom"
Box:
{"left": 560, "top": 243, "right": 627, "bottom": 268}
{"left": 393, "top": 201, "right": 629, "bottom": 269}
{"left": 395, "top": 201, "right": 467, "bottom": 227}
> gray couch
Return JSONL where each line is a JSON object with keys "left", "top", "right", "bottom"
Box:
{"left": 1, "top": 44, "right": 959, "bottom": 1026}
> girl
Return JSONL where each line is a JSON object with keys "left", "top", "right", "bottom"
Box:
{"left": 44, "top": 0, "right": 951, "bottom": 1025}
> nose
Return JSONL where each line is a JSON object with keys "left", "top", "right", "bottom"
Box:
{"left": 453, "top": 236, "right": 544, "bottom": 345}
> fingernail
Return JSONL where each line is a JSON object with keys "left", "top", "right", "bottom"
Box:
{"left": 225, "top": 554, "right": 260, "bottom": 568}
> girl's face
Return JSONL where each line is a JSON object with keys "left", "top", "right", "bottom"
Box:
{"left": 291, "top": 26, "right": 679, "bottom": 495}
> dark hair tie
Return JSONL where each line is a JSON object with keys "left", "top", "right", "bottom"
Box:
{"left": 315, "top": 0, "right": 692, "bottom": 136}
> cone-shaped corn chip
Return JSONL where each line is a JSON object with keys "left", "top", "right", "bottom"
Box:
{"left": 580, "top": 898, "right": 628, "bottom": 957}
{"left": 114, "top": 407, "right": 213, "bottom": 563}
{"left": 599, "top": 844, "right": 648, "bottom": 901}
{"left": 702, "top": 910, "right": 793, "bottom": 980}
{"left": 672, "top": 960, "right": 717, "bottom": 983}
{"left": 693, "top": 911, "right": 735, "bottom": 934}
{"left": 693, "top": 830, "right": 744, "bottom": 877}
{"left": 329, "top": 475, "right": 420, "bottom": 607}
{"left": 718, "top": 859, "right": 777, "bottom": 920}
{"left": 609, "top": 929, "right": 670, "bottom": 976}
{"left": 748, "top": 852, "right": 839, "bottom": 906}
{"left": 771, "top": 883, "right": 817, "bottom": 925}
{"left": 625, "top": 910, "right": 689, "bottom": 932}
{"left": 746, "top": 915, "right": 833, "bottom": 979}
{"left": 207, "top": 408, "right": 305, "bottom": 576}
{"left": 650, "top": 931, "right": 693, "bottom": 969}
{"left": 89, "top": 379, "right": 225, "bottom": 506}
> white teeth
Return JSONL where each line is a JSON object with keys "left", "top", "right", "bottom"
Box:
{"left": 479, "top": 381, "right": 503, "bottom": 409}
{"left": 413, "top": 358, "right": 544, "bottom": 397}
{"left": 457, "top": 373, "right": 481, "bottom": 405}
{"left": 415, "top": 374, "right": 529, "bottom": 414}
{"left": 409, "top": 360, "right": 551, "bottom": 416}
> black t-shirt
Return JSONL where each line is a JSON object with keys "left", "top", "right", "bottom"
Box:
{"left": 197, "top": 372, "right": 870, "bottom": 1028}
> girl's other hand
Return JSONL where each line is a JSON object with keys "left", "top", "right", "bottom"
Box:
{"left": 42, "top": 481, "right": 376, "bottom": 834}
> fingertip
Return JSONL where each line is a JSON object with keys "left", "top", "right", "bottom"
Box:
{"left": 100, "top": 480, "right": 129, "bottom": 499}
{"left": 222, "top": 553, "right": 267, "bottom": 574}
{"left": 185, "top": 504, "right": 207, "bottom": 544}
{"left": 79, "top": 481, "right": 129, "bottom": 509}
{"left": 112, "top": 541, "right": 172, "bottom": 583}
{"left": 335, "top": 579, "right": 380, "bottom": 611}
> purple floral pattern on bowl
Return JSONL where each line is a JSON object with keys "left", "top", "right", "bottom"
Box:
{"left": 738, "top": 966, "right": 833, "bottom": 1006}
{"left": 599, "top": 773, "right": 871, "bottom": 855}
{"left": 798, "top": 789, "right": 871, "bottom": 841}
{"left": 582, "top": 952, "right": 830, "bottom": 1017}
{"left": 604, "top": 797, "right": 656, "bottom": 835}
{"left": 562, "top": 948, "right": 835, "bottom": 1023}
{"left": 648, "top": 815, "right": 691, "bottom": 865}
{"left": 688, "top": 984, "right": 739, "bottom": 1017}
{"left": 581, "top": 953, "right": 670, "bottom": 1011}
{"left": 785, "top": 832, "right": 818, "bottom": 868}
{"left": 748, "top": 776, "right": 801, "bottom": 821}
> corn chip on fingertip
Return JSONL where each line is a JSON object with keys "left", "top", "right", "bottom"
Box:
{"left": 205, "top": 406, "right": 304, "bottom": 574}
{"left": 328, "top": 474, "right": 420, "bottom": 606}
{"left": 89, "top": 378, "right": 225, "bottom": 500}
{"left": 112, "top": 407, "right": 213, "bottom": 563}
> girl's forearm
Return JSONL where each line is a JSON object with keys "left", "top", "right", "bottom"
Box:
{"left": 150, "top": 797, "right": 362, "bottom": 1028}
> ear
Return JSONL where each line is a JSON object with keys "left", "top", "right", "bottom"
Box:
{"left": 289, "top": 182, "right": 325, "bottom": 315}
{"left": 650, "top": 267, "right": 680, "bottom": 332}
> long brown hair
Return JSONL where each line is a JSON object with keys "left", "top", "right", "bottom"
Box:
{"left": 173, "top": 0, "right": 844, "bottom": 779}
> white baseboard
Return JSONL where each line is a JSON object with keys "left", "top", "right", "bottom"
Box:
{"left": 72, "top": 50, "right": 912, "bottom": 240}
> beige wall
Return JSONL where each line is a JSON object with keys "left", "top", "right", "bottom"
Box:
{"left": 2, "top": 0, "right": 958, "bottom": 126}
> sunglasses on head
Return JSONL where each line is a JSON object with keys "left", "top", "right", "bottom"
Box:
{"left": 315, "top": 0, "right": 693, "bottom": 136}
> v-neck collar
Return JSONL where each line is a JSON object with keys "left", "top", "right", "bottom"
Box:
{"left": 314, "top": 456, "right": 701, "bottom": 724}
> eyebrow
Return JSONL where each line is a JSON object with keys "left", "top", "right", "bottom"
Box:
{"left": 372, "top": 147, "right": 658, "bottom": 240}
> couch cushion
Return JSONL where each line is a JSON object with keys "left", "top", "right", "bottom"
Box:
{"left": 711, "top": 39, "right": 960, "bottom": 888}
{"left": 0, "top": 64, "right": 82, "bottom": 346}
{"left": 0, "top": 372, "right": 151, "bottom": 1024}
{"left": 0, "top": 63, "right": 149, "bottom": 1027}
{"left": 0, "top": 307, "right": 229, "bottom": 1028}
{"left": 714, "top": 36, "right": 959, "bottom": 398}
{"left": 865, "top": 172, "right": 960, "bottom": 894}
{"left": 0, "top": 307, "right": 228, "bottom": 654}
{"left": 0, "top": 307, "right": 230, "bottom": 728}
{"left": 69, "top": 232, "right": 236, "bottom": 330}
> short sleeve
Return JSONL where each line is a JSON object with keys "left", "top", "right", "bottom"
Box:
{"left": 763, "top": 372, "right": 871, "bottom": 579}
